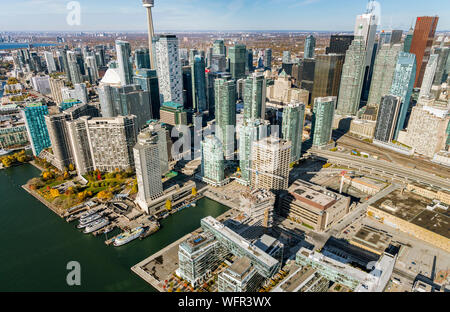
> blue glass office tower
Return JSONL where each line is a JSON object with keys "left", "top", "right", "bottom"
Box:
{"left": 192, "top": 55, "right": 207, "bottom": 112}
{"left": 135, "top": 48, "right": 151, "bottom": 69}
{"left": 390, "top": 52, "right": 416, "bottom": 140}
{"left": 22, "top": 102, "right": 51, "bottom": 156}
{"left": 133, "top": 69, "right": 161, "bottom": 119}
{"left": 304, "top": 35, "right": 316, "bottom": 59}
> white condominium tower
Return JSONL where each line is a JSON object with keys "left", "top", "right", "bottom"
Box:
{"left": 354, "top": 1, "right": 378, "bottom": 67}
{"left": 134, "top": 128, "right": 164, "bottom": 213}
{"left": 251, "top": 137, "right": 291, "bottom": 193}
{"left": 155, "top": 34, "right": 183, "bottom": 104}
{"left": 44, "top": 51, "right": 57, "bottom": 73}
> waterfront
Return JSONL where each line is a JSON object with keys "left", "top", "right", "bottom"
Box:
{"left": 0, "top": 164, "right": 230, "bottom": 291}
{"left": 0, "top": 43, "right": 58, "bottom": 50}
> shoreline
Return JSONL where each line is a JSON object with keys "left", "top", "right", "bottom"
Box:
{"left": 21, "top": 184, "right": 64, "bottom": 218}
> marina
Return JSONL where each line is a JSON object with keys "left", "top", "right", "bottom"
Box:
{"left": 1, "top": 164, "right": 230, "bottom": 291}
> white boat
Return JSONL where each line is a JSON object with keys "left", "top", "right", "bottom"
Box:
{"left": 77, "top": 214, "right": 101, "bottom": 228}
{"left": 79, "top": 207, "right": 102, "bottom": 221}
{"left": 0, "top": 149, "right": 9, "bottom": 156}
{"left": 113, "top": 227, "right": 144, "bottom": 247}
{"left": 84, "top": 218, "right": 109, "bottom": 234}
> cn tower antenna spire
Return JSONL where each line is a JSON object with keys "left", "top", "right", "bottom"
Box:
{"left": 142, "top": 0, "right": 156, "bottom": 70}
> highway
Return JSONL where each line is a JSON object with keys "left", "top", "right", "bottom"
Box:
{"left": 309, "top": 149, "right": 450, "bottom": 190}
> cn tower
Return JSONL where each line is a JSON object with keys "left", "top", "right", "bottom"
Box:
{"left": 142, "top": 0, "right": 155, "bottom": 69}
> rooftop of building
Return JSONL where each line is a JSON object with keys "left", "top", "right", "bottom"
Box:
{"left": 408, "top": 182, "right": 449, "bottom": 195}
{"left": 201, "top": 216, "right": 279, "bottom": 268}
{"left": 254, "top": 136, "right": 291, "bottom": 149}
{"left": 277, "top": 265, "right": 317, "bottom": 292}
{"left": 227, "top": 256, "right": 253, "bottom": 278}
{"left": 161, "top": 101, "right": 185, "bottom": 110}
{"left": 370, "top": 189, "right": 450, "bottom": 239}
{"left": 350, "top": 225, "right": 392, "bottom": 255}
{"left": 254, "top": 234, "right": 283, "bottom": 256}
{"left": 180, "top": 232, "right": 216, "bottom": 254}
{"left": 296, "top": 247, "right": 368, "bottom": 283}
{"left": 285, "top": 179, "right": 347, "bottom": 211}
{"left": 240, "top": 189, "right": 275, "bottom": 205}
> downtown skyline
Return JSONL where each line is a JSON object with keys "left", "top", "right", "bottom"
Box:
{"left": 1, "top": 0, "right": 449, "bottom": 32}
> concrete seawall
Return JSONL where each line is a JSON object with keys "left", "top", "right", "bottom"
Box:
{"left": 21, "top": 184, "right": 64, "bottom": 218}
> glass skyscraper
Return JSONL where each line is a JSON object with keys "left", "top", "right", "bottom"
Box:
{"left": 403, "top": 28, "right": 414, "bottom": 53}
{"left": 238, "top": 119, "right": 270, "bottom": 185}
{"left": 304, "top": 35, "right": 316, "bottom": 59}
{"left": 367, "top": 44, "right": 402, "bottom": 108}
{"left": 191, "top": 55, "right": 207, "bottom": 112}
{"left": 135, "top": 48, "right": 151, "bottom": 69}
{"left": 282, "top": 102, "right": 305, "bottom": 162}
{"left": 133, "top": 69, "right": 161, "bottom": 119}
{"left": 201, "top": 135, "right": 225, "bottom": 185}
{"left": 390, "top": 52, "right": 416, "bottom": 140}
{"left": 215, "top": 78, "right": 236, "bottom": 159}
{"left": 213, "top": 40, "right": 226, "bottom": 56}
{"left": 264, "top": 48, "right": 272, "bottom": 70}
{"left": 22, "top": 102, "right": 51, "bottom": 156}
{"left": 311, "top": 54, "right": 345, "bottom": 105}
{"left": 229, "top": 44, "right": 247, "bottom": 80}
{"left": 116, "top": 40, "right": 133, "bottom": 86}
{"left": 243, "top": 72, "right": 266, "bottom": 120}
{"left": 336, "top": 37, "right": 366, "bottom": 116}
{"left": 311, "top": 97, "right": 336, "bottom": 148}
{"left": 374, "top": 95, "right": 401, "bottom": 143}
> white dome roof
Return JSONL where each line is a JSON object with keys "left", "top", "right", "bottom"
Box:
{"left": 100, "top": 68, "right": 121, "bottom": 86}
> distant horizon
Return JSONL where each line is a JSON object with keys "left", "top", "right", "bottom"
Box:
{"left": 2, "top": 29, "right": 450, "bottom": 34}
{"left": 0, "top": 0, "right": 448, "bottom": 32}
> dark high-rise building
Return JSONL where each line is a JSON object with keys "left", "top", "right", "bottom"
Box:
{"left": 390, "top": 30, "right": 403, "bottom": 44}
{"left": 192, "top": 55, "right": 207, "bottom": 112}
{"left": 281, "top": 62, "right": 293, "bottom": 76}
{"left": 133, "top": 69, "right": 161, "bottom": 119}
{"left": 182, "top": 66, "right": 193, "bottom": 110}
{"left": 432, "top": 47, "right": 450, "bottom": 85}
{"left": 403, "top": 28, "right": 414, "bottom": 53}
{"left": 135, "top": 48, "right": 151, "bottom": 69}
{"left": 229, "top": 44, "right": 247, "bottom": 79}
{"left": 326, "top": 35, "right": 355, "bottom": 54}
{"left": 264, "top": 48, "right": 272, "bottom": 70}
{"left": 311, "top": 54, "right": 345, "bottom": 105}
{"left": 292, "top": 58, "right": 316, "bottom": 104}
{"left": 410, "top": 16, "right": 439, "bottom": 88}
{"left": 374, "top": 95, "right": 401, "bottom": 143}
{"left": 246, "top": 49, "right": 254, "bottom": 73}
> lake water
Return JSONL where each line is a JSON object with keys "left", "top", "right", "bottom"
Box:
{"left": 0, "top": 164, "right": 229, "bottom": 291}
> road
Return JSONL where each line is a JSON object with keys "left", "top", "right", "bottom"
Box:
{"left": 309, "top": 149, "right": 450, "bottom": 190}
{"left": 333, "top": 134, "right": 450, "bottom": 178}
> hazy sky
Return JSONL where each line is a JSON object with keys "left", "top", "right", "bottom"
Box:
{"left": 0, "top": 0, "right": 449, "bottom": 32}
